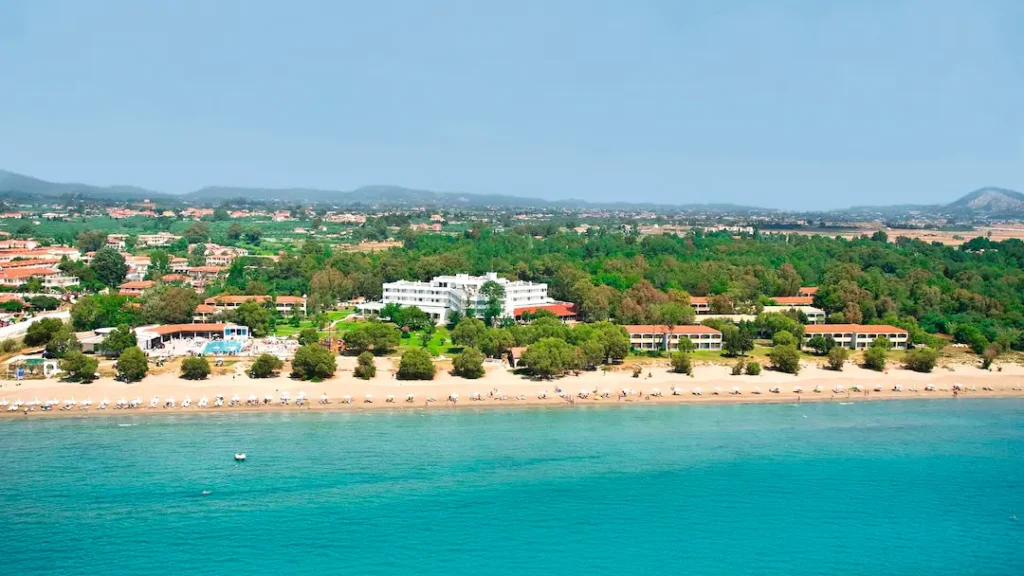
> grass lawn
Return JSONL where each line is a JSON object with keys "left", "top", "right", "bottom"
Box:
{"left": 272, "top": 308, "right": 356, "bottom": 338}
{"left": 398, "top": 326, "right": 460, "bottom": 356}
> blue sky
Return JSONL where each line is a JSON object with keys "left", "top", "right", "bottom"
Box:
{"left": 1, "top": 0, "right": 1021, "bottom": 209}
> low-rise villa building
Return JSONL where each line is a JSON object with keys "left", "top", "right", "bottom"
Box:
{"left": 203, "top": 294, "right": 307, "bottom": 316}
{"left": 762, "top": 305, "right": 826, "bottom": 324}
{"left": 625, "top": 324, "right": 723, "bottom": 351}
{"left": 689, "top": 296, "right": 711, "bottom": 314}
{"left": 138, "top": 232, "right": 182, "bottom": 247}
{"left": 803, "top": 324, "right": 908, "bottom": 350}
{"left": 118, "top": 280, "right": 156, "bottom": 297}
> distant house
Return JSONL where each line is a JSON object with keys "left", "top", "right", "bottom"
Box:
{"left": 797, "top": 286, "right": 819, "bottom": 297}
{"left": 689, "top": 296, "right": 711, "bottom": 314}
{"left": 118, "top": 280, "right": 156, "bottom": 297}
{"left": 187, "top": 266, "right": 227, "bottom": 287}
{"left": 106, "top": 234, "right": 128, "bottom": 250}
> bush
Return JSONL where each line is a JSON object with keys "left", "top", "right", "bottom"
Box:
{"left": 45, "top": 324, "right": 81, "bottom": 359}
{"left": 807, "top": 334, "right": 835, "bottom": 356}
{"left": 772, "top": 330, "right": 796, "bottom": 348}
{"left": 981, "top": 344, "right": 1001, "bottom": 370}
{"left": 397, "top": 348, "right": 436, "bottom": 380}
{"left": 731, "top": 359, "right": 745, "bottom": 375}
{"left": 99, "top": 324, "right": 136, "bottom": 357}
{"left": 827, "top": 346, "right": 849, "bottom": 371}
{"left": 297, "top": 328, "right": 320, "bottom": 346}
{"left": 25, "top": 317, "right": 64, "bottom": 347}
{"left": 904, "top": 348, "right": 938, "bottom": 373}
{"left": 745, "top": 361, "right": 761, "bottom": 375}
{"left": 291, "top": 344, "right": 337, "bottom": 380}
{"left": 863, "top": 345, "right": 887, "bottom": 371}
{"left": 181, "top": 357, "right": 211, "bottom": 380}
{"left": 60, "top": 351, "right": 98, "bottom": 383}
{"left": 670, "top": 351, "right": 692, "bottom": 375}
{"left": 452, "top": 347, "right": 486, "bottom": 379}
{"left": 354, "top": 351, "right": 377, "bottom": 380}
{"left": 0, "top": 338, "right": 20, "bottom": 354}
{"left": 116, "top": 346, "right": 148, "bottom": 382}
{"left": 250, "top": 353, "right": 283, "bottom": 378}
{"left": 767, "top": 345, "right": 800, "bottom": 374}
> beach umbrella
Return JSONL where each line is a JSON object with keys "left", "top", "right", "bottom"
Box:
{"left": 732, "top": 387, "right": 740, "bottom": 394}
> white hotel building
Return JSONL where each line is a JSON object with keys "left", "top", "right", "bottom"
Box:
{"left": 381, "top": 273, "right": 553, "bottom": 323}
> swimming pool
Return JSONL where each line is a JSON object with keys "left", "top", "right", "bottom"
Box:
{"left": 203, "top": 340, "right": 244, "bottom": 355}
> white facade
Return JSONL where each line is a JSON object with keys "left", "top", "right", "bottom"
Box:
{"left": 382, "top": 272, "right": 552, "bottom": 322}
{"left": 762, "top": 305, "right": 826, "bottom": 324}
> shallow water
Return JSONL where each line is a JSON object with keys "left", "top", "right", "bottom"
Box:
{"left": 1, "top": 400, "right": 1021, "bottom": 575}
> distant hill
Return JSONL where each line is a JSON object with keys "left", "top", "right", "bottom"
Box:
{"left": 946, "top": 187, "right": 1024, "bottom": 215}
{"left": 1, "top": 168, "right": 1020, "bottom": 215}
{"left": 185, "top": 183, "right": 769, "bottom": 212}
{"left": 0, "top": 169, "right": 166, "bottom": 202}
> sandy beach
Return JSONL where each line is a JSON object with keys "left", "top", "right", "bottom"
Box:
{"left": 1, "top": 355, "right": 1022, "bottom": 418}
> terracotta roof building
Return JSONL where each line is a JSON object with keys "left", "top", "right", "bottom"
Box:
{"left": 804, "top": 324, "right": 908, "bottom": 350}
{"left": 625, "top": 324, "right": 723, "bottom": 351}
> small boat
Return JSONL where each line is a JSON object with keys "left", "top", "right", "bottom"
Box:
{"left": 201, "top": 490, "right": 212, "bottom": 496}
{"left": 234, "top": 453, "right": 246, "bottom": 462}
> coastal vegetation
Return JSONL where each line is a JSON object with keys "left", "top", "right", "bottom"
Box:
{"left": 291, "top": 344, "right": 336, "bottom": 381}
{"left": 451, "top": 347, "right": 485, "bottom": 379}
{"left": 353, "top": 352, "right": 376, "bottom": 380}
{"left": 180, "top": 357, "right": 211, "bottom": 380}
{"left": 116, "top": 347, "right": 148, "bottom": 382}
{"left": 59, "top": 351, "right": 98, "bottom": 383}
{"left": 249, "top": 353, "right": 283, "bottom": 378}
{"left": 397, "top": 348, "right": 435, "bottom": 380}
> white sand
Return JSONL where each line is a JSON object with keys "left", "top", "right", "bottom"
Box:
{"left": 1, "top": 356, "right": 1021, "bottom": 417}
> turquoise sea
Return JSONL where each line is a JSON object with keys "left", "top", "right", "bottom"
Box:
{"left": 1, "top": 400, "right": 1021, "bottom": 575}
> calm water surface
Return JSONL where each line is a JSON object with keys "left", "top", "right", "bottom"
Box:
{"left": 1, "top": 400, "right": 1022, "bottom": 575}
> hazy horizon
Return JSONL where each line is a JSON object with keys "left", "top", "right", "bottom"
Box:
{"left": 1, "top": 1, "right": 1022, "bottom": 210}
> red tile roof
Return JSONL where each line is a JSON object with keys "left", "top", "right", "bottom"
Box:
{"left": 798, "top": 286, "right": 819, "bottom": 295}
{"left": 624, "top": 324, "right": 722, "bottom": 335}
{"left": 772, "top": 296, "right": 814, "bottom": 306}
{"left": 0, "top": 267, "right": 58, "bottom": 279}
{"left": 194, "top": 304, "right": 218, "bottom": 314}
{"left": 118, "top": 281, "right": 156, "bottom": 290}
{"left": 689, "top": 297, "right": 709, "bottom": 305}
{"left": 159, "top": 274, "right": 189, "bottom": 282}
{"left": 152, "top": 323, "right": 228, "bottom": 336}
{"left": 805, "top": 324, "right": 907, "bottom": 334}
{"left": 513, "top": 303, "right": 577, "bottom": 317}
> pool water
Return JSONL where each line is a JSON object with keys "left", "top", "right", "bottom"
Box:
{"left": 202, "top": 340, "right": 244, "bottom": 355}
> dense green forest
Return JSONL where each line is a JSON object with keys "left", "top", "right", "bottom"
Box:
{"left": 218, "top": 229, "right": 1024, "bottom": 351}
